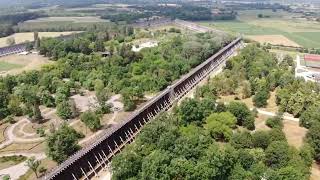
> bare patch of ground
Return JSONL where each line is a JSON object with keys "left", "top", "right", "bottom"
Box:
{"left": 254, "top": 114, "right": 270, "bottom": 131}
{"left": 0, "top": 54, "right": 52, "bottom": 76}
{"left": 311, "top": 164, "right": 320, "bottom": 180}
{"left": 282, "top": 120, "right": 307, "bottom": 148}
{"left": 0, "top": 32, "right": 81, "bottom": 47}
{"left": 247, "top": 35, "right": 301, "bottom": 47}
{"left": 71, "top": 91, "right": 98, "bottom": 113}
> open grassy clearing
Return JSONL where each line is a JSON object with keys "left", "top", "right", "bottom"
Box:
{"left": 0, "top": 32, "right": 81, "bottom": 48}
{"left": 200, "top": 10, "right": 320, "bottom": 48}
{"left": 0, "top": 54, "right": 51, "bottom": 76}
{"left": 0, "top": 155, "right": 27, "bottom": 170}
{"left": 0, "top": 61, "right": 23, "bottom": 71}
{"left": 0, "top": 142, "right": 45, "bottom": 154}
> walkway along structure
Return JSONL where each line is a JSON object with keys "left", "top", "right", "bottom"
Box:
{"left": 43, "top": 37, "right": 243, "bottom": 180}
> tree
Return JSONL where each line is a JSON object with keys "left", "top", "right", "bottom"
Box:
{"left": 205, "top": 112, "right": 237, "bottom": 128}
{"left": 112, "top": 146, "right": 142, "bottom": 180}
{"left": 266, "top": 114, "right": 283, "bottom": 129}
{"left": 56, "top": 100, "right": 72, "bottom": 120}
{"left": 34, "top": 32, "right": 40, "bottom": 49}
{"left": 265, "top": 141, "right": 290, "bottom": 169}
{"left": 32, "top": 103, "right": 42, "bottom": 122}
{"left": 252, "top": 130, "right": 270, "bottom": 149}
{"left": 204, "top": 119, "right": 233, "bottom": 141}
{"left": 7, "top": 95, "right": 23, "bottom": 116}
{"left": 70, "top": 99, "right": 79, "bottom": 118}
{"left": 178, "top": 98, "right": 204, "bottom": 125}
{"left": 80, "top": 111, "right": 102, "bottom": 131}
{"left": 299, "top": 144, "right": 314, "bottom": 167}
{"left": 243, "top": 114, "right": 255, "bottom": 130}
{"left": 253, "top": 89, "right": 269, "bottom": 108}
{"left": 25, "top": 157, "right": 40, "bottom": 178}
{"left": 306, "top": 122, "right": 320, "bottom": 162}
{"left": 227, "top": 101, "right": 252, "bottom": 127}
{"left": 141, "top": 150, "right": 171, "bottom": 179}
{"left": 230, "top": 131, "right": 253, "bottom": 149}
{"left": 300, "top": 105, "right": 320, "bottom": 128}
{"left": 46, "top": 124, "right": 83, "bottom": 163}
{"left": 274, "top": 166, "right": 305, "bottom": 180}
{"left": 269, "top": 128, "right": 287, "bottom": 142}
{"left": 241, "top": 81, "right": 252, "bottom": 99}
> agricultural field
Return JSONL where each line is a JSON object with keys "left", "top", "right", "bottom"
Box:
{"left": 200, "top": 10, "right": 320, "bottom": 48}
{"left": 0, "top": 54, "right": 51, "bottom": 75}
{"left": 17, "top": 16, "right": 111, "bottom": 32}
{"left": 24, "top": 16, "right": 109, "bottom": 23}
{"left": 0, "top": 31, "right": 81, "bottom": 47}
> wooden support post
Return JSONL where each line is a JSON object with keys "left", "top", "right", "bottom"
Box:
{"left": 72, "top": 173, "right": 78, "bottom": 180}
{"left": 119, "top": 136, "right": 125, "bottom": 144}
{"left": 98, "top": 152, "right": 108, "bottom": 170}
{"left": 134, "top": 124, "right": 139, "bottom": 132}
{"left": 88, "top": 161, "right": 98, "bottom": 177}
{"left": 81, "top": 167, "right": 89, "bottom": 180}
{"left": 94, "top": 154, "right": 104, "bottom": 170}
{"left": 124, "top": 131, "right": 129, "bottom": 139}
{"left": 114, "top": 140, "right": 120, "bottom": 152}
{"left": 143, "top": 118, "right": 147, "bottom": 124}
{"left": 101, "top": 150, "right": 110, "bottom": 164}
{"left": 108, "top": 145, "right": 115, "bottom": 157}
{"left": 129, "top": 128, "right": 134, "bottom": 135}
{"left": 138, "top": 120, "right": 143, "bottom": 127}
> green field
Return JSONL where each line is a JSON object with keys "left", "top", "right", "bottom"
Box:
{"left": 200, "top": 10, "right": 320, "bottom": 48}
{"left": 0, "top": 61, "right": 23, "bottom": 71}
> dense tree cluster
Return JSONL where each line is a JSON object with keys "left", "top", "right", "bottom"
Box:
{"left": 102, "top": 4, "right": 236, "bottom": 23}
{"left": 112, "top": 104, "right": 312, "bottom": 180}
{"left": 206, "top": 45, "right": 295, "bottom": 109}
{"left": 0, "top": 12, "right": 44, "bottom": 38}
{"left": 0, "top": 28, "right": 231, "bottom": 124}
{"left": 46, "top": 123, "right": 83, "bottom": 163}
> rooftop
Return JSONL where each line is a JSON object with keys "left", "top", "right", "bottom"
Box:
{"left": 304, "top": 54, "right": 320, "bottom": 62}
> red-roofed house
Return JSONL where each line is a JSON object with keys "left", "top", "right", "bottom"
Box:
{"left": 304, "top": 54, "right": 320, "bottom": 68}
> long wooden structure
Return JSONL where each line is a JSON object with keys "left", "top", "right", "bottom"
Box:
{"left": 43, "top": 37, "right": 243, "bottom": 180}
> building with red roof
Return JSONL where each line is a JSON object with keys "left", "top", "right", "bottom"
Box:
{"left": 304, "top": 54, "right": 320, "bottom": 68}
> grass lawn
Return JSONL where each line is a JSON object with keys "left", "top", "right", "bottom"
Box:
{"left": 0, "top": 62, "right": 23, "bottom": 71}
{"left": 0, "top": 155, "right": 27, "bottom": 170}
{"left": 200, "top": 10, "right": 320, "bottom": 48}
{"left": 0, "top": 156, "right": 27, "bottom": 169}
